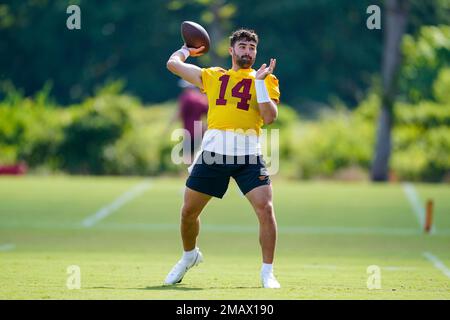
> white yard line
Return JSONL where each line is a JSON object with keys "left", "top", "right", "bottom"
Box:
{"left": 278, "top": 225, "right": 420, "bottom": 236}
{"left": 3, "top": 220, "right": 450, "bottom": 236}
{"left": 81, "top": 181, "right": 152, "bottom": 228}
{"left": 299, "top": 264, "right": 417, "bottom": 271}
{"left": 402, "top": 182, "right": 425, "bottom": 229}
{"left": 0, "top": 243, "right": 16, "bottom": 252}
{"left": 93, "top": 223, "right": 429, "bottom": 236}
{"left": 382, "top": 266, "right": 418, "bottom": 271}
{"left": 423, "top": 252, "right": 450, "bottom": 279}
{"left": 301, "top": 264, "right": 337, "bottom": 270}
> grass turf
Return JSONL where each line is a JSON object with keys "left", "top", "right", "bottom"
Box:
{"left": 0, "top": 176, "right": 449, "bottom": 299}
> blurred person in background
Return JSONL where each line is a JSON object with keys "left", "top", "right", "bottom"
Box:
{"left": 167, "top": 79, "right": 208, "bottom": 164}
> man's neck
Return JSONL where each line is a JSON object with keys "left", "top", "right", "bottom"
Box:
{"left": 231, "top": 64, "right": 252, "bottom": 72}
{"left": 231, "top": 64, "right": 240, "bottom": 71}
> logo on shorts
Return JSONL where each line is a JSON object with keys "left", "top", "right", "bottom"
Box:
{"left": 260, "top": 168, "right": 269, "bottom": 176}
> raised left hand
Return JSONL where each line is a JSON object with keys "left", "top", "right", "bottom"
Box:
{"left": 255, "top": 58, "right": 276, "bottom": 80}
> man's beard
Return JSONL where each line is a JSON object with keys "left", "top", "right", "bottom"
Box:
{"left": 235, "top": 54, "right": 253, "bottom": 69}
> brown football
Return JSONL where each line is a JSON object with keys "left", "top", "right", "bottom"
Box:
{"left": 181, "top": 21, "right": 210, "bottom": 54}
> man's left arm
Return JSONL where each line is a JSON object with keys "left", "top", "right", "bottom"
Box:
{"left": 257, "top": 100, "right": 278, "bottom": 125}
{"left": 255, "top": 58, "right": 279, "bottom": 125}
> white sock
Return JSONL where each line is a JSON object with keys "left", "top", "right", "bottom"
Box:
{"left": 182, "top": 247, "right": 198, "bottom": 263}
{"left": 261, "top": 263, "right": 273, "bottom": 274}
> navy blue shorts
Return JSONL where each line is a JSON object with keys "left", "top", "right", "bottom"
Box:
{"left": 186, "top": 151, "right": 271, "bottom": 198}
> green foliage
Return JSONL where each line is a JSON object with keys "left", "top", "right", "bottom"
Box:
{"left": 392, "top": 101, "right": 450, "bottom": 181}
{"left": 433, "top": 67, "right": 450, "bottom": 103}
{"left": 0, "top": 82, "right": 187, "bottom": 175}
{"left": 1, "top": 0, "right": 448, "bottom": 112}
{"left": 1, "top": 81, "right": 448, "bottom": 181}
{"left": 400, "top": 25, "right": 450, "bottom": 103}
{"left": 103, "top": 127, "right": 163, "bottom": 175}
{"left": 58, "top": 87, "right": 137, "bottom": 174}
{"left": 395, "top": 100, "right": 450, "bottom": 128}
{"left": 0, "top": 83, "right": 64, "bottom": 168}
{"left": 292, "top": 107, "right": 375, "bottom": 179}
{"left": 103, "top": 103, "right": 183, "bottom": 176}
{"left": 287, "top": 87, "right": 449, "bottom": 182}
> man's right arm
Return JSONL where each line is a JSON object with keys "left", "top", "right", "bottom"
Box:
{"left": 166, "top": 46, "right": 204, "bottom": 90}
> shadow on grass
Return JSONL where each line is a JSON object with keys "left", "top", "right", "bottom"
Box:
{"left": 135, "top": 285, "right": 204, "bottom": 291}
{"left": 137, "top": 285, "right": 262, "bottom": 291}
{"left": 88, "top": 285, "right": 203, "bottom": 291}
{"left": 88, "top": 285, "right": 261, "bottom": 291}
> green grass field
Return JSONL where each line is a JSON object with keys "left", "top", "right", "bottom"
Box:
{"left": 0, "top": 176, "right": 449, "bottom": 299}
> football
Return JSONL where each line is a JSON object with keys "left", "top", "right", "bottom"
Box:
{"left": 181, "top": 21, "right": 210, "bottom": 54}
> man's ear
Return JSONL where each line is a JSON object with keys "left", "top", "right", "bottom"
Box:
{"left": 228, "top": 47, "right": 233, "bottom": 56}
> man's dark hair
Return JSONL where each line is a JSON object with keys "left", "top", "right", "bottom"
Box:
{"left": 229, "top": 29, "right": 259, "bottom": 47}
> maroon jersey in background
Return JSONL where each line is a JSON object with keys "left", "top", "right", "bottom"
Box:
{"left": 178, "top": 88, "right": 208, "bottom": 140}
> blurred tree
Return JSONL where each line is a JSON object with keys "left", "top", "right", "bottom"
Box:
{"left": 167, "top": 0, "right": 236, "bottom": 67}
{"left": 231, "top": 0, "right": 383, "bottom": 112}
{"left": 0, "top": 0, "right": 448, "bottom": 112}
{"left": 0, "top": 0, "right": 183, "bottom": 104}
{"left": 371, "top": 0, "right": 410, "bottom": 181}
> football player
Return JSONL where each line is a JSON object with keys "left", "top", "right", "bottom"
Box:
{"left": 165, "top": 29, "right": 281, "bottom": 288}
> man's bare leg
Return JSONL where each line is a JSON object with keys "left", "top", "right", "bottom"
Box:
{"left": 164, "top": 187, "right": 211, "bottom": 285}
{"left": 245, "top": 184, "right": 280, "bottom": 288}
{"left": 181, "top": 187, "right": 212, "bottom": 251}
{"left": 245, "top": 184, "right": 277, "bottom": 263}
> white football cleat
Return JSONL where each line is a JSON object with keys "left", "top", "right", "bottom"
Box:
{"left": 261, "top": 272, "right": 281, "bottom": 289}
{"left": 164, "top": 249, "right": 203, "bottom": 285}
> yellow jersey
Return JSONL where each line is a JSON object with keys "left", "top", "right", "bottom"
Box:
{"left": 200, "top": 67, "right": 280, "bottom": 135}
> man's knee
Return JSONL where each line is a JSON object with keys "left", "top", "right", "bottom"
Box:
{"left": 181, "top": 204, "right": 200, "bottom": 221}
{"left": 255, "top": 201, "right": 274, "bottom": 219}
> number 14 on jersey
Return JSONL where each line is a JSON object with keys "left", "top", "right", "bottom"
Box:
{"left": 216, "top": 75, "right": 252, "bottom": 111}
